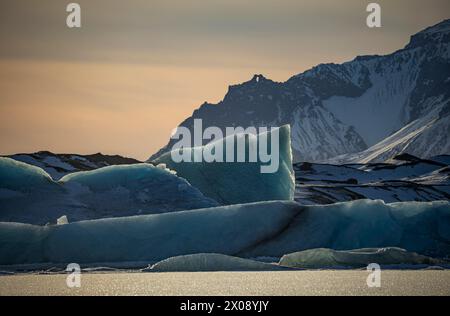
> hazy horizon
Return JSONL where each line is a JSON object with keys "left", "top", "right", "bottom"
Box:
{"left": 1, "top": 0, "right": 449, "bottom": 160}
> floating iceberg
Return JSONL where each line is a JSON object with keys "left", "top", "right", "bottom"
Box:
{"left": 241, "top": 199, "right": 450, "bottom": 258}
{"left": 0, "top": 201, "right": 300, "bottom": 266}
{"left": 59, "top": 163, "right": 218, "bottom": 219}
{"left": 279, "top": 247, "right": 444, "bottom": 269}
{"left": 148, "top": 253, "right": 288, "bottom": 272}
{"left": 153, "top": 125, "right": 295, "bottom": 204}
{"left": 0, "top": 159, "right": 217, "bottom": 224}
{"left": 0, "top": 200, "right": 449, "bottom": 267}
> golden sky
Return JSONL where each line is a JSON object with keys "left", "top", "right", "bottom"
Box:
{"left": 0, "top": 0, "right": 449, "bottom": 160}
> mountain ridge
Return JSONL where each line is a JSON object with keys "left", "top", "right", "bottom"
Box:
{"left": 150, "top": 19, "right": 450, "bottom": 163}
{"left": 4, "top": 151, "right": 141, "bottom": 180}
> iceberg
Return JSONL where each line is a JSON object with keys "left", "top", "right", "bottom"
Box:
{"left": 152, "top": 125, "right": 295, "bottom": 204}
{"left": 0, "top": 199, "right": 449, "bottom": 267}
{"left": 59, "top": 163, "right": 218, "bottom": 219}
{"left": 148, "top": 253, "right": 288, "bottom": 272}
{"left": 0, "top": 159, "right": 217, "bottom": 224}
{"left": 0, "top": 157, "right": 67, "bottom": 224}
{"left": 0, "top": 157, "right": 59, "bottom": 192}
{"left": 241, "top": 199, "right": 450, "bottom": 258}
{"left": 279, "top": 247, "right": 445, "bottom": 269}
{"left": 0, "top": 201, "right": 300, "bottom": 266}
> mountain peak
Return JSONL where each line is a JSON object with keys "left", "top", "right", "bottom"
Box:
{"left": 251, "top": 74, "right": 266, "bottom": 83}
{"left": 151, "top": 19, "right": 450, "bottom": 163}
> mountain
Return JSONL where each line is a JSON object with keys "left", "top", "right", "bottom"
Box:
{"left": 150, "top": 19, "right": 450, "bottom": 163}
{"left": 294, "top": 153, "right": 450, "bottom": 205}
{"left": 327, "top": 105, "right": 450, "bottom": 164}
{"left": 5, "top": 151, "right": 140, "bottom": 180}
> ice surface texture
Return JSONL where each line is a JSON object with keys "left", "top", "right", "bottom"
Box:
{"left": 279, "top": 247, "right": 444, "bottom": 269}
{"left": 0, "top": 199, "right": 448, "bottom": 266}
{"left": 0, "top": 158, "right": 217, "bottom": 224}
{"left": 153, "top": 125, "right": 295, "bottom": 204}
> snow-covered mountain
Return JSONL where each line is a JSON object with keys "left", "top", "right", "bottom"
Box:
{"left": 327, "top": 100, "right": 450, "bottom": 164}
{"left": 150, "top": 19, "right": 450, "bottom": 163}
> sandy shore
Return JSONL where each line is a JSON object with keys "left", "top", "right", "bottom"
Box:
{"left": 1, "top": 270, "right": 449, "bottom": 296}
